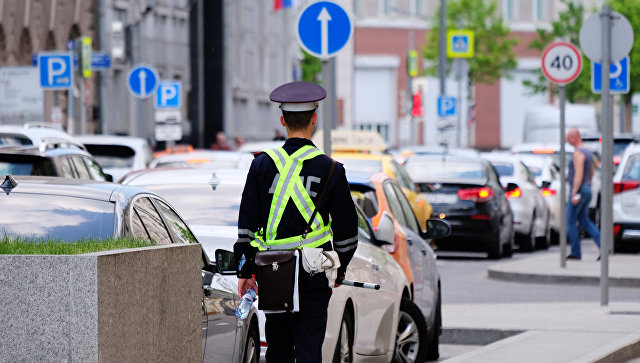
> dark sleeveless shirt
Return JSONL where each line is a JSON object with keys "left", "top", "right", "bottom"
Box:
{"left": 568, "top": 147, "right": 593, "bottom": 187}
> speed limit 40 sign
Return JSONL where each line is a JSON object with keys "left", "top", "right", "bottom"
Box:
{"left": 542, "top": 42, "right": 583, "bottom": 85}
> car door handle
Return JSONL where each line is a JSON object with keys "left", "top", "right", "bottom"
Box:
{"left": 372, "top": 264, "right": 380, "bottom": 271}
{"left": 407, "top": 238, "right": 413, "bottom": 246}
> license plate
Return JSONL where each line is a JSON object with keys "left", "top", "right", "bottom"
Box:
{"left": 426, "top": 193, "right": 458, "bottom": 204}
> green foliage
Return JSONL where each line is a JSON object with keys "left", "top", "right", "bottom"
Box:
{"left": 422, "top": 0, "right": 518, "bottom": 85}
{"left": 301, "top": 49, "right": 322, "bottom": 84}
{"left": 608, "top": 0, "right": 640, "bottom": 105}
{"left": 523, "top": 0, "right": 597, "bottom": 103}
{"left": 0, "top": 236, "right": 154, "bottom": 255}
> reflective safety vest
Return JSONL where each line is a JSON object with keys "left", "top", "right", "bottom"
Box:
{"left": 250, "top": 145, "right": 333, "bottom": 251}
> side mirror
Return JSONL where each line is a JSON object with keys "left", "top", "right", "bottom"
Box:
{"left": 541, "top": 180, "right": 551, "bottom": 189}
{"left": 423, "top": 219, "right": 452, "bottom": 239}
{"left": 505, "top": 182, "right": 519, "bottom": 193}
{"left": 202, "top": 270, "right": 214, "bottom": 286}
{"left": 375, "top": 211, "right": 395, "bottom": 246}
{"left": 214, "top": 249, "right": 237, "bottom": 275}
{"left": 104, "top": 173, "right": 113, "bottom": 182}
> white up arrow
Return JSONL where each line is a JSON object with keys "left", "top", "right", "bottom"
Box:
{"left": 139, "top": 70, "right": 147, "bottom": 97}
{"left": 317, "top": 7, "right": 332, "bottom": 57}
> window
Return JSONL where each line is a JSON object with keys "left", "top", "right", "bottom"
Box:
{"left": 532, "top": 0, "right": 545, "bottom": 21}
{"left": 132, "top": 197, "right": 172, "bottom": 244}
{"left": 391, "top": 161, "right": 417, "bottom": 193}
{"left": 383, "top": 181, "right": 407, "bottom": 227}
{"left": 57, "top": 157, "right": 76, "bottom": 178}
{"left": 356, "top": 208, "right": 372, "bottom": 243}
{"left": 153, "top": 199, "right": 197, "bottom": 244}
{"left": 392, "top": 183, "right": 419, "bottom": 233}
{"left": 131, "top": 208, "right": 149, "bottom": 241}
{"left": 84, "top": 158, "right": 108, "bottom": 181}
{"left": 503, "top": 0, "right": 516, "bottom": 20}
{"left": 70, "top": 156, "right": 91, "bottom": 180}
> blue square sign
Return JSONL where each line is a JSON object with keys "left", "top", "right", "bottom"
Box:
{"left": 38, "top": 52, "right": 73, "bottom": 89}
{"left": 438, "top": 96, "right": 456, "bottom": 118}
{"left": 592, "top": 57, "right": 629, "bottom": 94}
{"left": 155, "top": 81, "right": 182, "bottom": 109}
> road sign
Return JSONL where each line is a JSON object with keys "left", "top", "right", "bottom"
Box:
{"left": 38, "top": 52, "right": 73, "bottom": 89}
{"left": 592, "top": 56, "right": 630, "bottom": 94}
{"left": 80, "top": 37, "right": 92, "bottom": 78}
{"left": 541, "top": 42, "right": 582, "bottom": 85}
{"left": 438, "top": 96, "right": 456, "bottom": 117}
{"left": 447, "top": 30, "right": 474, "bottom": 58}
{"left": 155, "top": 81, "right": 182, "bottom": 109}
{"left": 408, "top": 50, "right": 418, "bottom": 77}
{"left": 579, "top": 11, "right": 633, "bottom": 63}
{"left": 91, "top": 52, "right": 111, "bottom": 69}
{"left": 155, "top": 109, "right": 182, "bottom": 141}
{"left": 296, "top": 1, "right": 353, "bottom": 59}
{"left": 127, "top": 64, "right": 158, "bottom": 99}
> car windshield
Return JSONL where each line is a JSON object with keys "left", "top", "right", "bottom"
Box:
{"left": 0, "top": 194, "right": 114, "bottom": 241}
{"left": 336, "top": 158, "right": 382, "bottom": 173}
{"left": 139, "top": 182, "right": 243, "bottom": 226}
{"left": 0, "top": 155, "right": 56, "bottom": 176}
{"left": 0, "top": 134, "right": 32, "bottom": 147}
{"left": 405, "top": 159, "right": 485, "bottom": 181}
{"left": 490, "top": 162, "right": 514, "bottom": 177}
{"left": 85, "top": 144, "right": 136, "bottom": 168}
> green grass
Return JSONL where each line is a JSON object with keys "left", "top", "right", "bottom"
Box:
{"left": 0, "top": 236, "right": 155, "bottom": 255}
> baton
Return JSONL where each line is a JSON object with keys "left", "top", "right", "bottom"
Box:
{"left": 339, "top": 279, "right": 380, "bottom": 290}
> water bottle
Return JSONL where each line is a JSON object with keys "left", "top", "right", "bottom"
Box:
{"left": 235, "top": 288, "right": 256, "bottom": 319}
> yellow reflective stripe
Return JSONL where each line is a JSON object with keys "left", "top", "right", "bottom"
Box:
{"left": 250, "top": 224, "right": 333, "bottom": 251}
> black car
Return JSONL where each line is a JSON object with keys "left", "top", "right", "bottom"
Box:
{"left": 0, "top": 147, "right": 112, "bottom": 181}
{"left": 403, "top": 155, "right": 514, "bottom": 259}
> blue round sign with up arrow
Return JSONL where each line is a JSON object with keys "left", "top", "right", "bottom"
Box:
{"left": 297, "top": 1, "right": 353, "bottom": 60}
{"left": 127, "top": 64, "right": 159, "bottom": 99}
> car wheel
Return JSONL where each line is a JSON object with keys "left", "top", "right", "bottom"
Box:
{"left": 393, "top": 298, "right": 427, "bottom": 363}
{"left": 425, "top": 290, "right": 441, "bottom": 361}
{"left": 502, "top": 226, "right": 514, "bottom": 258}
{"left": 517, "top": 212, "right": 536, "bottom": 252}
{"left": 487, "top": 229, "right": 502, "bottom": 259}
{"left": 536, "top": 215, "right": 551, "bottom": 250}
{"left": 332, "top": 310, "right": 354, "bottom": 363}
{"left": 550, "top": 228, "right": 560, "bottom": 245}
{"left": 243, "top": 320, "right": 259, "bottom": 363}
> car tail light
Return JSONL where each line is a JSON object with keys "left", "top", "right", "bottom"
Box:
{"left": 613, "top": 181, "right": 640, "bottom": 194}
{"left": 505, "top": 187, "right": 522, "bottom": 199}
{"left": 613, "top": 155, "right": 622, "bottom": 165}
{"left": 458, "top": 187, "right": 495, "bottom": 202}
{"left": 471, "top": 214, "right": 491, "bottom": 220}
{"left": 614, "top": 224, "right": 621, "bottom": 236}
{"left": 260, "top": 342, "right": 269, "bottom": 348}
{"left": 541, "top": 188, "right": 557, "bottom": 197}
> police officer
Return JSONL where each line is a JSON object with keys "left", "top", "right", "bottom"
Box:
{"left": 234, "top": 81, "right": 358, "bottom": 363}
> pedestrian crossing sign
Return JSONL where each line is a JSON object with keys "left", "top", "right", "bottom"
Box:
{"left": 447, "top": 30, "right": 474, "bottom": 58}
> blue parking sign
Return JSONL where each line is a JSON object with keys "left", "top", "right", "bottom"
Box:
{"left": 38, "top": 52, "right": 73, "bottom": 89}
{"left": 155, "top": 81, "right": 182, "bottom": 109}
{"left": 592, "top": 57, "right": 630, "bottom": 94}
{"left": 438, "top": 96, "right": 456, "bottom": 118}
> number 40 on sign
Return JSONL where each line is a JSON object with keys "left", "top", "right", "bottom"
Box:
{"left": 542, "top": 42, "right": 583, "bottom": 85}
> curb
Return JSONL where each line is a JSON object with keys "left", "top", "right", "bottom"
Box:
{"left": 441, "top": 328, "right": 524, "bottom": 346}
{"left": 487, "top": 268, "right": 640, "bottom": 288}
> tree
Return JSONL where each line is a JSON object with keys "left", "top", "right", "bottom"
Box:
{"left": 300, "top": 49, "right": 322, "bottom": 84}
{"left": 523, "top": 0, "right": 596, "bottom": 103}
{"left": 422, "top": 0, "right": 518, "bottom": 85}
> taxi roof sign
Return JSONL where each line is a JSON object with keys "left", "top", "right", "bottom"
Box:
{"left": 312, "top": 130, "right": 387, "bottom": 153}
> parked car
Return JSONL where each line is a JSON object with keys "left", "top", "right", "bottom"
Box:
{"left": 75, "top": 134, "right": 153, "bottom": 182}
{"left": 0, "top": 174, "right": 258, "bottom": 363}
{"left": 120, "top": 166, "right": 444, "bottom": 362}
{"left": 482, "top": 152, "right": 551, "bottom": 251}
{"left": 347, "top": 171, "right": 446, "bottom": 360}
{"left": 334, "top": 152, "right": 433, "bottom": 232}
{"left": 0, "top": 123, "right": 86, "bottom": 151}
{"left": 403, "top": 154, "right": 515, "bottom": 259}
{"left": 0, "top": 147, "right": 112, "bottom": 181}
{"left": 148, "top": 150, "right": 253, "bottom": 170}
{"left": 582, "top": 133, "right": 638, "bottom": 169}
{"left": 612, "top": 143, "right": 640, "bottom": 253}
{"left": 518, "top": 154, "right": 566, "bottom": 244}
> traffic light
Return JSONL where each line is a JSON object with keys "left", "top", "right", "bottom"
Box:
{"left": 411, "top": 91, "right": 423, "bottom": 117}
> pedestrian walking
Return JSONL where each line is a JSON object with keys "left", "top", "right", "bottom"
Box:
{"left": 233, "top": 81, "right": 358, "bottom": 363}
{"left": 566, "top": 127, "right": 601, "bottom": 260}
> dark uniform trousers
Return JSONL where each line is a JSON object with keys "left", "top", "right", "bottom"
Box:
{"left": 265, "top": 270, "right": 332, "bottom": 363}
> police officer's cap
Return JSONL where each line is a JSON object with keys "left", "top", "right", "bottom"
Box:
{"left": 270, "top": 81, "right": 326, "bottom": 112}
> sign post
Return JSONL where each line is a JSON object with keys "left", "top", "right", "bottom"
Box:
{"left": 580, "top": 7, "right": 634, "bottom": 306}
{"left": 297, "top": 1, "right": 353, "bottom": 157}
{"left": 447, "top": 30, "right": 474, "bottom": 147}
{"left": 541, "top": 41, "right": 583, "bottom": 270}
{"left": 154, "top": 81, "right": 183, "bottom": 145}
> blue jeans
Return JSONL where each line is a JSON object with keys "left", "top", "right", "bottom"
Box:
{"left": 567, "top": 183, "right": 601, "bottom": 258}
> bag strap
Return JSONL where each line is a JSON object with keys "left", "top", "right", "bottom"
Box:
{"left": 302, "top": 160, "right": 336, "bottom": 238}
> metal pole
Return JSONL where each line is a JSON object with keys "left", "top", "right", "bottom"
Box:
{"left": 408, "top": 31, "right": 415, "bottom": 146}
{"left": 322, "top": 60, "right": 332, "bottom": 157}
{"left": 455, "top": 59, "right": 463, "bottom": 148}
{"left": 559, "top": 85, "right": 567, "bottom": 269}
{"left": 600, "top": 5, "right": 612, "bottom": 306}
{"left": 67, "top": 88, "right": 75, "bottom": 134}
{"left": 80, "top": 79, "right": 86, "bottom": 134}
{"left": 438, "top": 0, "right": 446, "bottom": 96}
{"left": 197, "top": 0, "right": 204, "bottom": 148}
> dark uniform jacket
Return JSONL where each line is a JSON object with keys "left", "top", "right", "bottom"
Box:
{"left": 234, "top": 137, "right": 358, "bottom": 279}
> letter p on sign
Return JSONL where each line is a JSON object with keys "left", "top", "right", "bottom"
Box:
{"left": 155, "top": 81, "right": 182, "bottom": 109}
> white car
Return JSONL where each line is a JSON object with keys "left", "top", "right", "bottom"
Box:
{"left": 0, "top": 123, "right": 86, "bottom": 151}
{"left": 518, "top": 154, "right": 566, "bottom": 244}
{"left": 149, "top": 150, "right": 253, "bottom": 170}
{"left": 612, "top": 143, "right": 640, "bottom": 253}
{"left": 121, "top": 167, "right": 435, "bottom": 362}
{"left": 483, "top": 152, "right": 551, "bottom": 251}
{"left": 75, "top": 134, "right": 153, "bottom": 182}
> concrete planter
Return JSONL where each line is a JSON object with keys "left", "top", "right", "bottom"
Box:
{"left": 0, "top": 244, "right": 202, "bottom": 362}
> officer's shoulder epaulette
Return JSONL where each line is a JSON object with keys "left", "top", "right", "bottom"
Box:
{"left": 253, "top": 151, "right": 265, "bottom": 158}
